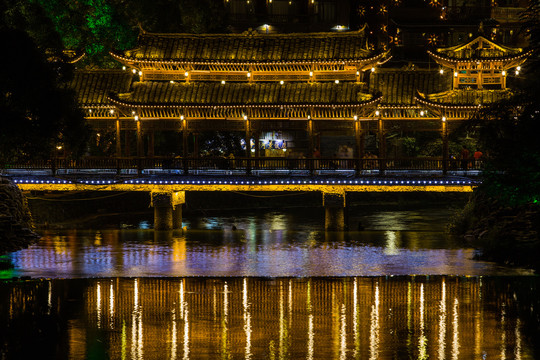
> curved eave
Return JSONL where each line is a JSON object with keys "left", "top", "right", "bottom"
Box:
{"left": 427, "top": 49, "right": 533, "bottom": 66}
{"left": 109, "top": 50, "right": 386, "bottom": 67}
{"left": 414, "top": 92, "right": 484, "bottom": 110}
{"left": 107, "top": 94, "right": 382, "bottom": 110}
{"left": 68, "top": 52, "right": 86, "bottom": 64}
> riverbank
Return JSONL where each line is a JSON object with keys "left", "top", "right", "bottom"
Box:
{"left": 450, "top": 191, "right": 540, "bottom": 271}
{"left": 0, "top": 177, "right": 40, "bottom": 255}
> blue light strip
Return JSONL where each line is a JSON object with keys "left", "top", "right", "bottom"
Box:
{"left": 11, "top": 177, "right": 477, "bottom": 186}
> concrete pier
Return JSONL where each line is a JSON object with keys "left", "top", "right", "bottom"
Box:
{"left": 151, "top": 191, "right": 185, "bottom": 230}
{"left": 322, "top": 191, "right": 347, "bottom": 231}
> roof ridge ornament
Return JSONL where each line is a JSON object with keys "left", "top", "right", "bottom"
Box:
{"left": 243, "top": 28, "right": 259, "bottom": 37}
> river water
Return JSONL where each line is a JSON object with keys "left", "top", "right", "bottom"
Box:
{"left": 1, "top": 205, "right": 538, "bottom": 359}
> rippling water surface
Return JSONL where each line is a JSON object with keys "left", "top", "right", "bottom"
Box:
{"left": 2, "top": 207, "right": 533, "bottom": 277}
{"left": 1, "top": 206, "right": 538, "bottom": 359}
{"left": 1, "top": 276, "right": 538, "bottom": 359}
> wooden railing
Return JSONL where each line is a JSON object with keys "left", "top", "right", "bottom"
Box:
{"left": 1, "top": 157, "right": 484, "bottom": 176}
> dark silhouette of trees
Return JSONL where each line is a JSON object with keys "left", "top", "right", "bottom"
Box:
{"left": 0, "top": 28, "right": 89, "bottom": 163}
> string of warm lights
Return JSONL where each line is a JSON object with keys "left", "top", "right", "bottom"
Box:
{"left": 106, "top": 95, "right": 382, "bottom": 110}
{"left": 427, "top": 49, "right": 532, "bottom": 64}
{"left": 109, "top": 52, "right": 386, "bottom": 67}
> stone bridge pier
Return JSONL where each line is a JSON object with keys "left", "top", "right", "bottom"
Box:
{"left": 322, "top": 191, "right": 347, "bottom": 231}
{"left": 151, "top": 190, "right": 185, "bottom": 230}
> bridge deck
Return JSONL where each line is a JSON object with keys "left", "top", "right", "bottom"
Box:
{"left": 10, "top": 174, "right": 477, "bottom": 193}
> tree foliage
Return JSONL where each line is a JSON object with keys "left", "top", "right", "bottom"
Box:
{"left": 0, "top": 28, "right": 89, "bottom": 163}
{"left": 467, "top": 0, "right": 540, "bottom": 206}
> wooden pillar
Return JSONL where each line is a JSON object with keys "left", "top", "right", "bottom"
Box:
{"left": 378, "top": 117, "right": 386, "bottom": 174}
{"left": 307, "top": 118, "right": 314, "bottom": 174}
{"left": 442, "top": 117, "right": 449, "bottom": 175}
{"left": 115, "top": 116, "right": 121, "bottom": 158}
{"left": 354, "top": 119, "right": 364, "bottom": 176}
{"left": 323, "top": 192, "right": 347, "bottom": 231}
{"left": 254, "top": 128, "right": 260, "bottom": 171}
{"left": 245, "top": 119, "right": 251, "bottom": 175}
{"left": 136, "top": 120, "right": 143, "bottom": 157}
{"left": 147, "top": 130, "right": 155, "bottom": 157}
{"left": 182, "top": 119, "right": 188, "bottom": 157}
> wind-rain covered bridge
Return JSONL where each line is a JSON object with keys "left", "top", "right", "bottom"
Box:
{"left": 4, "top": 157, "right": 478, "bottom": 231}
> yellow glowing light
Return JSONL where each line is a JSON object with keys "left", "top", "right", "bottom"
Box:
{"left": 184, "top": 71, "right": 189, "bottom": 77}
{"left": 134, "top": 115, "right": 139, "bottom": 121}
{"left": 454, "top": 71, "right": 458, "bottom": 77}
{"left": 335, "top": 80, "right": 339, "bottom": 84}
{"left": 439, "top": 69, "right": 444, "bottom": 74}
{"left": 502, "top": 70, "right": 506, "bottom": 76}
{"left": 371, "top": 67, "right": 376, "bottom": 72}
{"left": 221, "top": 80, "right": 226, "bottom": 84}
{"left": 280, "top": 80, "right": 284, "bottom": 85}
{"left": 138, "top": 71, "right": 142, "bottom": 76}
{"left": 247, "top": 72, "right": 251, "bottom": 78}
{"left": 375, "top": 110, "right": 380, "bottom": 116}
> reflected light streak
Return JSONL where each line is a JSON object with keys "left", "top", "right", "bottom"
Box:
{"left": 183, "top": 306, "right": 189, "bottom": 360}
{"left": 243, "top": 278, "right": 252, "bottom": 360}
{"left": 47, "top": 280, "right": 52, "bottom": 315}
{"left": 97, "top": 281, "right": 102, "bottom": 329}
{"left": 384, "top": 231, "right": 400, "bottom": 255}
{"left": 452, "top": 298, "right": 459, "bottom": 360}
{"left": 353, "top": 278, "right": 359, "bottom": 358}
{"left": 515, "top": 318, "right": 521, "bottom": 360}
{"left": 339, "top": 303, "right": 347, "bottom": 360}
{"left": 419, "top": 283, "right": 427, "bottom": 360}
{"left": 500, "top": 303, "right": 506, "bottom": 360}
{"left": 279, "top": 281, "right": 285, "bottom": 360}
{"left": 122, "top": 322, "right": 127, "bottom": 360}
{"left": 171, "top": 309, "right": 177, "bottom": 360}
{"left": 407, "top": 282, "right": 412, "bottom": 352}
{"left": 221, "top": 282, "right": 229, "bottom": 358}
{"left": 438, "top": 279, "right": 446, "bottom": 360}
{"left": 180, "top": 280, "right": 185, "bottom": 320}
{"left": 110, "top": 282, "right": 115, "bottom": 329}
{"left": 289, "top": 279, "right": 292, "bottom": 324}
{"left": 307, "top": 280, "right": 314, "bottom": 360}
{"left": 369, "top": 282, "right": 380, "bottom": 360}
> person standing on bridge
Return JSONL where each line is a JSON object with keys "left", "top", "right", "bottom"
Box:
{"left": 473, "top": 150, "right": 483, "bottom": 169}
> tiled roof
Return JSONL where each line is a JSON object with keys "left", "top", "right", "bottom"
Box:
{"left": 68, "top": 70, "right": 133, "bottom": 105}
{"left": 120, "top": 30, "right": 372, "bottom": 63}
{"left": 368, "top": 69, "right": 452, "bottom": 105}
{"left": 115, "top": 82, "right": 372, "bottom": 105}
{"left": 434, "top": 36, "right": 523, "bottom": 60}
{"left": 424, "top": 89, "right": 513, "bottom": 105}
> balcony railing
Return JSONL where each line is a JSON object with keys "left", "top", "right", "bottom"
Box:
{"left": 2, "top": 157, "right": 484, "bottom": 176}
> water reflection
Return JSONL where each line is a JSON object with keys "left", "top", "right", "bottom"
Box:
{"left": 0, "top": 277, "right": 537, "bottom": 359}
{"left": 4, "top": 227, "right": 533, "bottom": 278}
